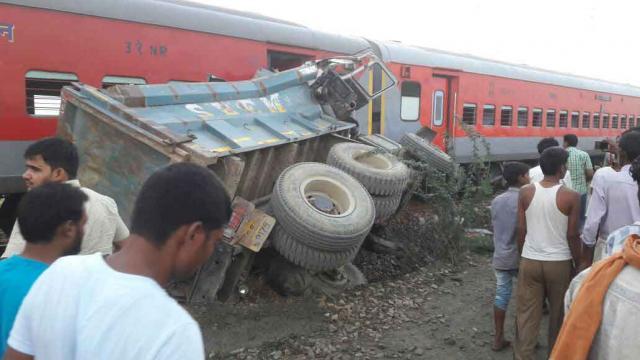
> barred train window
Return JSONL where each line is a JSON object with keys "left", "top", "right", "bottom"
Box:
{"left": 612, "top": 115, "right": 619, "bottom": 129}
{"left": 630, "top": 116, "right": 635, "bottom": 128}
{"left": 26, "top": 70, "right": 78, "bottom": 116}
{"left": 571, "top": 112, "right": 579, "bottom": 128}
{"left": 593, "top": 113, "right": 600, "bottom": 128}
{"left": 559, "top": 111, "right": 568, "bottom": 128}
{"left": 500, "top": 106, "right": 513, "bottom": 127}
{"left": 400, "top": 81, "right": 421, "bottom": 121}
{"left": 518, "top": 107, "right": 528, "bottom": 127}
{"left": 546, "top": 109, "right": 556, "bottom": 127}
{"left": 532, "top": 108, "right": 543, "bottom": 127}
{"left": 462, "top": 103, "right": 476, "bottom": 125}
{"left": 621, "top": 115, "right": 627, "bottom": 129}
{"left": 102, "top": 75, "right": 146, "bottom": 89}
{"left": 603, "top": 114, "right": 610, "bottom": 128}
{"left": 582, "top": 113, "right": 590, "bottom": 128}
{"left": 482, "top": 104, "right": 495, "bottom": 126}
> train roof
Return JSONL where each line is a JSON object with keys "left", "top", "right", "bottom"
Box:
{"left": 1, "top": 0, "right": 370, "bottom": 55}
{"left": 376, "top": 41, "right": 640, "bottom": 98}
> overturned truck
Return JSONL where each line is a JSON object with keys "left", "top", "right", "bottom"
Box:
{"left": 57, "top": 52, "right": 412, "bottom": 302}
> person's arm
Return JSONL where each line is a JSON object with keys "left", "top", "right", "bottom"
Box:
{"left": 584, "top": 153, "right": 594, "bottom": 182}
{"left": 563, "top": 170, "right": 573, "bottom": 189}
{"left": 580, "top": 181, "right": 606, "bottom": 268}
{"left": 3, "top": 347, "right": 34, "bottom": 360}
{"left": 516, "top": 188, "right": 528, "bottom": 255}
{"left": 566, "top": 191, "right": 581, "bottom": 273}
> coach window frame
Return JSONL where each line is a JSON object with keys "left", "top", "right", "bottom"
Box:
{"left": 462, "top": 103, "right": 477, "bottom": 125}
{"left": 546, "top": 109, "right": 556, "bottom": 128}
{"left": 400, "top": 81, "right": 421, "bottom": 122}
{"left": 593, "top": 113, "right": 600, "bottom": 128}
{"left": 603, "top": 114, "right": 610, "bottom": 128}
{"left": 101, "top": 75, "right": 147, "bottom": 89}
{"left": 612, "top": 114, "right": 619, "bottom": 129}
{"left": 571, "top": 112, "right": 579, "bottom": 128}
{"left": 517, "top": 107, "right": 528, "bottom": 127}
{"left": 500, "top": 105, "right": 513, "bottom": 127}
{"left": 532, "top": 108, "right": 543, "bottom": 127}
{"left": 559, "top": 110, "right": 568, "bottom": 128}
{"left": 25, "top": 70, "right": 79, "bottom": 117}
{"left": 482, "top": 104, "right": 495, "bottom": 126}
{"left": 582, "top": 112, "right": 590, "bottom": 129}
{"left": 621, "top": 115, "right": 627, "bottom": 129}
{"left": 629, "top": 115, "right": 635, "bottom": 128}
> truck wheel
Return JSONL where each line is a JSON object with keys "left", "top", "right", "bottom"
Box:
{"left": 372, "top": 193, "right": 402, "bottom": 221}
{"left": 327, "top": 142, "right": 409, "bottom": 195}
{"left": 271, "top": 162, "right": 375, "bottom": 252}
{"left": 400, "top": 133, "right": 453, "bottom": 173}
{"left": 271, "top": 225, "right": 361, "bottom": 271}
{"left": 309, "top": 263, "right": 367, "bottom": 296}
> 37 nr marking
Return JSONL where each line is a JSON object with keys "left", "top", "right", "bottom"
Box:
{"left": 125, "top": 40, "right": 167, "bottom": 56}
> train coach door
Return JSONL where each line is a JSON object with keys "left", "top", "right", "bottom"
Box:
{"left": 429, "top": 75, "right": 450, "bottom": 150}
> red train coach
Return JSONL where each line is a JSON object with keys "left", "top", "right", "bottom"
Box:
{"left": 0, "top": 0, "right": 370, "bottom": 196}
{"left": 368, "top": 41, "right": 640, "bottom": 162}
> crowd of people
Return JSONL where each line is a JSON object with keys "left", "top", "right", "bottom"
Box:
{"left": 0, "top": 138, "right": 231, "bottom": 359}
{"left": 490, "top": 129, "right": 640, "bottom": 359}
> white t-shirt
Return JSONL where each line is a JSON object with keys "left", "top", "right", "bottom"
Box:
{"left": 8, "top": 254, "right": 204, "bottom": 360}
{"left": 528, "top": 165, "right": 573, "bottom": 188}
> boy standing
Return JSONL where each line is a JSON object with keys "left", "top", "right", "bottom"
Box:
{"left": 491, "top": 162, "right": 530, "bottom": 351}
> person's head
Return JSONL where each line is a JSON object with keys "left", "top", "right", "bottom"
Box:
{"left": 18, "top": 183, "right": 88, "bottom": 256}
{"left": 23, "top": 137, "right": 79, "bottom": 190}
{"left": 631, "top": 155, "right": 640, "bottom": 204}
{"left": 539, "top": 147, "right": 569, "bottom": 178}
{"left": 130, "top": 163, "right": 231, "bottom": 281}
{"left": 619, "top": 130, "right": 640, "bottom": 165}
{"left": 537, "top": 137, "right": 559, "bottom": 155}
{"left": 563, "top": 134, "right": 578, "bottom": 148}
{"left": 503, "top": 162, "right": 530, "bottom": 188}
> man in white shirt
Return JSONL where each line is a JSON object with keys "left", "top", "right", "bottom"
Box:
{"left": 581, "top": 130, "right": 640, "bottom": 266}
{"left": 528, "top": 137, "right": 573, "bottom": 187}
{"left": 4, "top": 163, "right": 232, "bottom": 360}
{"left": 1, "top": 138, "right": 129, "bottom": 258}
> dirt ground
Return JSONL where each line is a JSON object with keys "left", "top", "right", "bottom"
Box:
{"left": 190, "top": 250, "right": 550, "bottom": 360}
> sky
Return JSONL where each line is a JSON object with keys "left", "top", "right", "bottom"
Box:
{"left": 192, "top": 0, "right": 640, "bottom": 87}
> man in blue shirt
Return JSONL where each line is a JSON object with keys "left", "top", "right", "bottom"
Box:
{"left": 491, "top": 162, "right": 530, "bottom": 351}
{"left": 0, "top": 183, "right": 87, "bottom": 357}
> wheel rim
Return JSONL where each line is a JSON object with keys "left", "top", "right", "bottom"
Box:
{"left": 300, "top": 176, "right": 356, "bottom": 218}
{"left": 353, "top": 150, "right": 393, "bottom": 170}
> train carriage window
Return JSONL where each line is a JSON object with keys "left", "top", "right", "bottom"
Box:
{"left": 612, "top": 115, "right": 619, "bottom": 129}
{"left": 518, "top": 107, "right": 528, "bottom": 127}
{"left": 629, "top": 116, "right": 635, "bottom": 128}
{"left": 559, "top": 111, "right": 568, "bottom": 128}
{"left": 593, "top": 113, "right": 600, "bottom": 128}
{"left": 500, "top": 106, "right": 513, "bottom": 127}
{"left": 267, "top": 50, "right": 314, "bottom": 71}
{"left": 546, "top": 109, "right": 556, "bottom": 127}
{"left": 571, "top": 112, "right": 579, "bottom": 128}
{"left": 102, "top": 76, "right": 146, "bottom": 89}
{"left": 532, "top": 108, "right": 543, "bottom": 127}
{"left": 26, "top": 70, "right": 78, "bottom": 116}
{"left": 462, "top": 103, "right": 476, "bottom": 125}
{"left": 603, "top": 114, "right": 610, "bottom": 128}
{"left": 582, "top": 112, "right": 590, "bottom": 128}
{"left": 400, "top": 81, "right": 421, "bottom": 121}
{"left": 621, "top": 115, "right": 627, "bottom": 129}
{"left": 432, "top": 90, "right": 444, "bottom": 126}
{"left": 482, "top": 104, "right": 495, "bottom": 126}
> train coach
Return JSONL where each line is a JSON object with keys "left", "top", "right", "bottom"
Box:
{"left": 1, "top": 0, "right": 638, "bottom": 200}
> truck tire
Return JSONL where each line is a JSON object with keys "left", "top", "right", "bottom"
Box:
{"left": 270, "top": 162, "right": 375, "bottom": 252}
{"left": 400, "top": 133, "right": 453, "bottom": 173}
{"left": 372, "top": 193, "right": 402, "bottom": 221}
{"left": 271, "top": 225, "right": 361, "bottom": 271}
{"left": 327, "top": 142, "right": 409, "bottom": 195}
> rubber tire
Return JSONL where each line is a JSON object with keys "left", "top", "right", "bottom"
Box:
{"left": 372, "top": 193, "right": 402, "bottom": 221}
{"left": 400, "top": 133, "right": 453, "bottom": 173}
{"left": 270, "top": 162, "right": 375, "bottom": 252}
{"left": 271, "top": 225, "right": 361, "bottom": 271}
{"left": 309, "top": 263, "right": 367, "bottom": 296}
{"left": 327, "top": 142, "right": 409, "bottom": 196}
